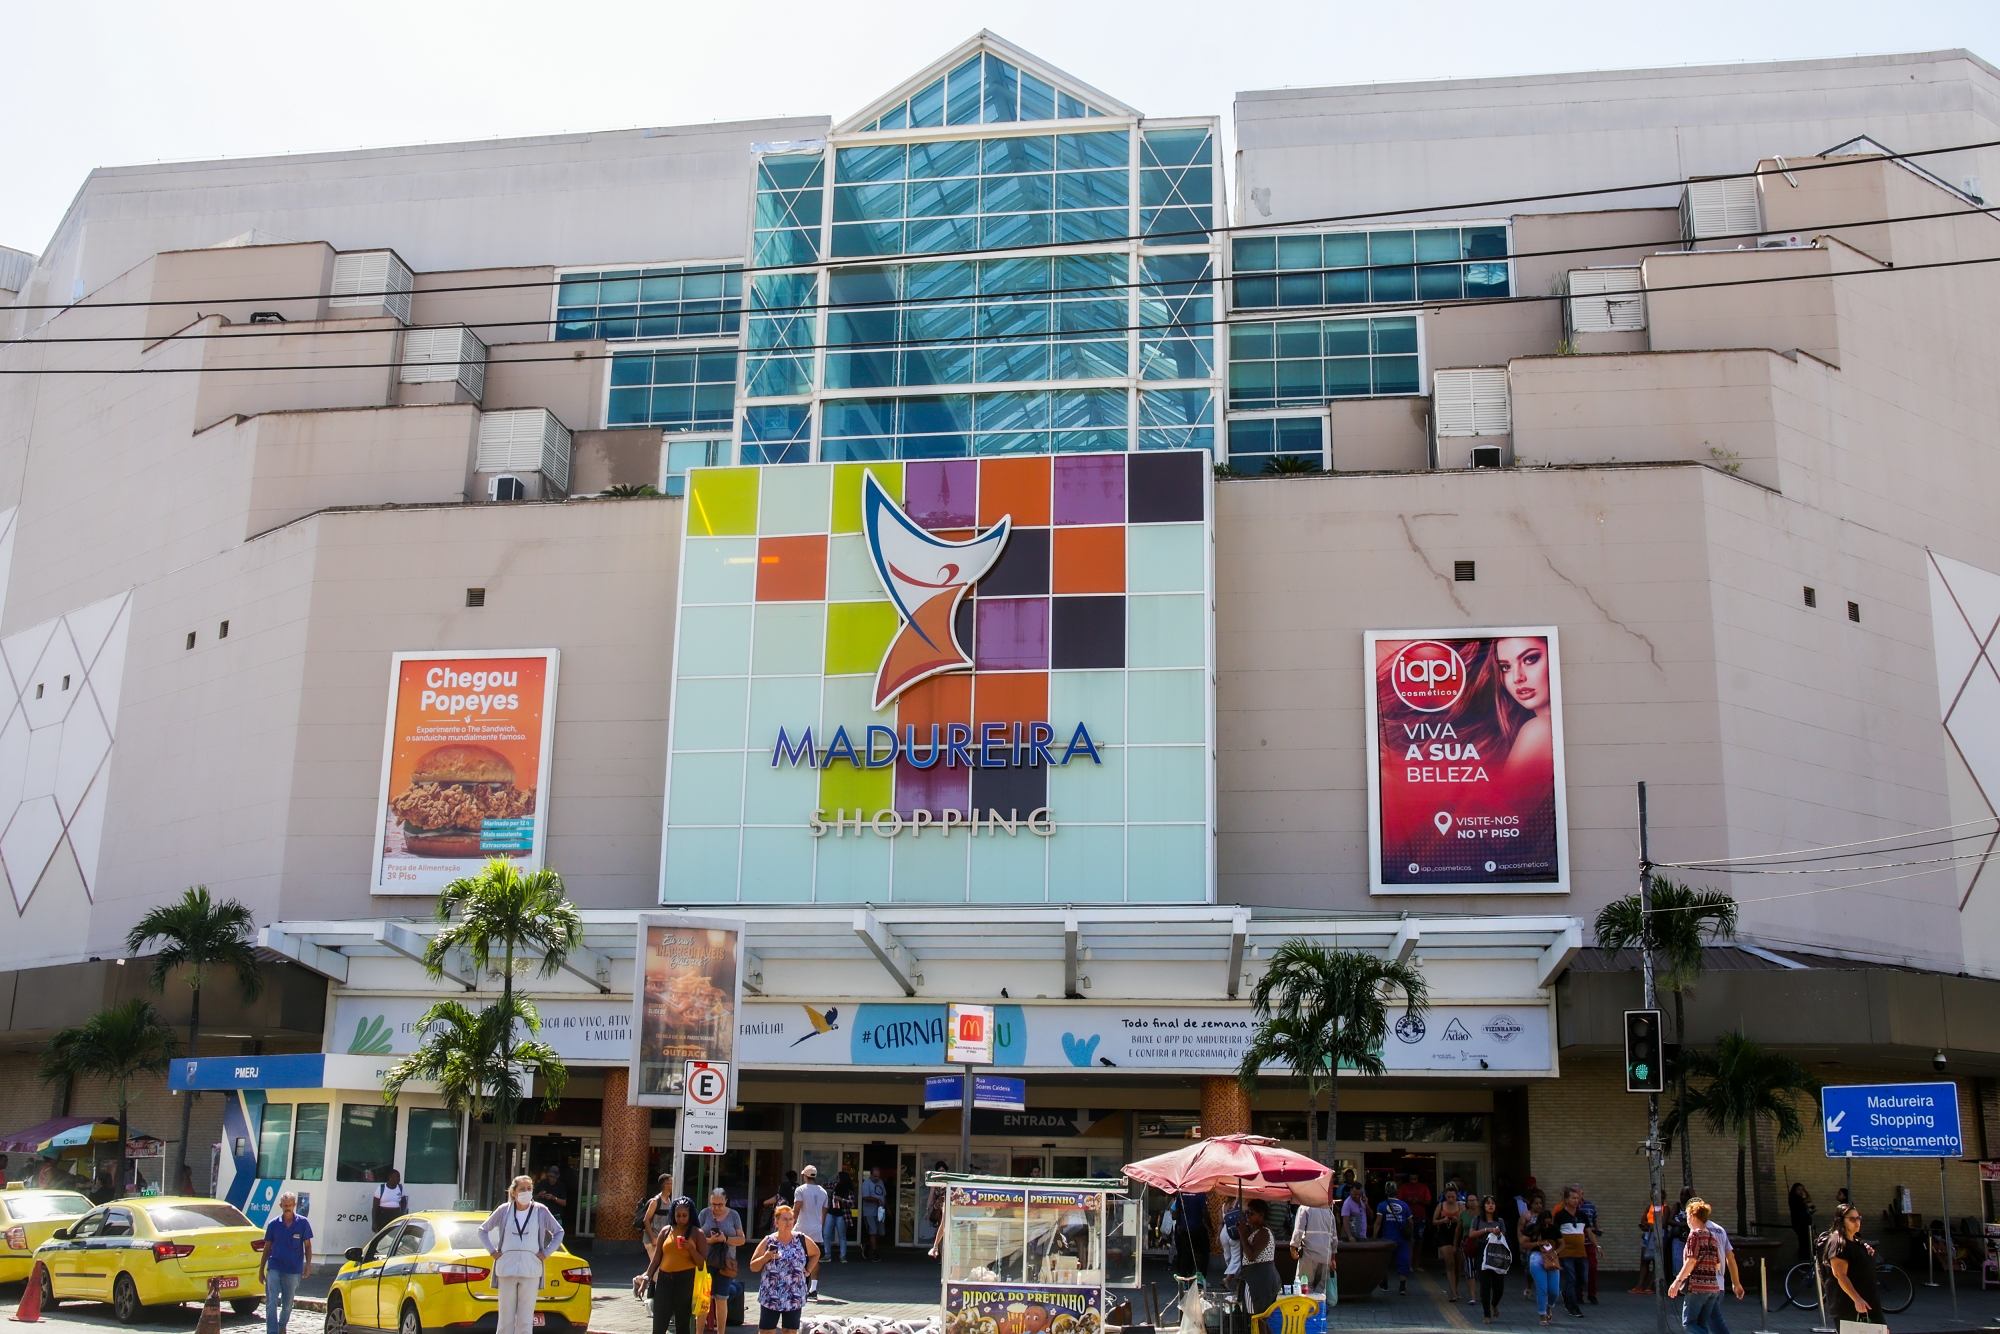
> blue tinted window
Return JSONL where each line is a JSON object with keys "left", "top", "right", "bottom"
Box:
{"left": 556, "top": 265, "right": 742, "bottom": 343}
{"left": 1227, "top": 316, "right": 1423, "bottom": 408}
{"left": 1140, "top": 128, "right": 1213, "bottom": 246}
{"left": 741, "top": 404, "right": 811, "bottom": 465}
{"left": 1139, "top": 255, "right": 1214, "bottom": 382}
{"left": 1231, "top": 226, "right": 1510, "bottom": 309}
{"left": 1138, "top": 388, "right": 1214, "bottom": 453}
{"left": 607, "top": 351, "right": 736, "bottom": 430}
{"left": 744, "top": 273, "right": 818, "bottom": 399}
{"left": 1226, "top": 416, "right": 1322, "bottom": 473}
{"left": 753, "top": 154, "right": 825, "bottom": 267}
{"left": 822, "top": 390, "right": 1122, "bottom": 459}
{"left": 862, "top": 53, "right": 1113, "bottom": 131}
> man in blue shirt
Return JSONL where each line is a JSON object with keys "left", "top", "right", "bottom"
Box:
{"left": 258, "top": 1192, "right": 314, "bottom": 1334}
{"left": 1374, "top": 1181, "right": 1414, "bottom": 1295}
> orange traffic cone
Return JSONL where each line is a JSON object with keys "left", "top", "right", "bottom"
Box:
{"left": 194, "top": 1277, "right": 223, "bottom": 1334}
{"left": 9, "top": 1262, "right": 43, "bottom": 1322}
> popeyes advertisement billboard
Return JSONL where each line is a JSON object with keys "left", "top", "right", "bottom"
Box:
{"left": 369, "top": 650, "right": 560, "bottom": 895}
{"left": 1364, "top": 628, "right": 1569, "bottom": 895}
{"left": 630, "top": 914, "right": 743, "bottom": 1107}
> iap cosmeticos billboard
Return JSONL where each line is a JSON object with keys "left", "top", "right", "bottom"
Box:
{"left": 1365, "top": 628, "right": 1568, "bottom": 895}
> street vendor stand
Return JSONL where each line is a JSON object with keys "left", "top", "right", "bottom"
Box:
{"left": 935, "top": 1174, "right": 1142, "bottom": 1334}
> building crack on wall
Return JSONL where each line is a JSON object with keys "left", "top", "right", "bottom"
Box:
{"left": 1511, "top": 512, "right": 1662, "bottom": 672}
{"left": 1399, "top": 514, "right": 1468, "bottom": 616}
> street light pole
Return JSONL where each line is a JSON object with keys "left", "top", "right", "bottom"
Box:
{"left": 1640, "top": 782, "right": 1667, "bottom": 1334}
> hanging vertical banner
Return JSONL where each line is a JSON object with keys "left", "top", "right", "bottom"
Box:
{"left": 370, "top": 650, "right": 560, "bottom": 895}
{"left": 631, "top": 914, "right": 744, "bottom": 1107}
{"left": 1365, "top": 628, "right": 1568, "bottom": 895}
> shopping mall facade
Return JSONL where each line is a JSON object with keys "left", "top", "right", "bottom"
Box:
{"left": 2, "top": 36, "right": 1999, "bottom": 1259}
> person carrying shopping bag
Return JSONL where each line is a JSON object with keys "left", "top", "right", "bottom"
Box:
{"left": 480, "top": 1175, "right": 566, "bottom": 1334}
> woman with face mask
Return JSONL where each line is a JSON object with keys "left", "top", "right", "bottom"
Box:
{"left": 480, "top": 1175, "right": 566, "bottom": 1334}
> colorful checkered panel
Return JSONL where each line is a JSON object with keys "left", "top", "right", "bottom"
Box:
{"left": 663, "top": 450, "right": 1214, "bottom": 904}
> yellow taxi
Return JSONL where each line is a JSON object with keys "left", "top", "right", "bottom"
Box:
{"left": 0, "top": 1189, "right": 92, "bottom": 1282}
{"left": 34, "top": 1195, "right": 267, "bottom": 1323}
{"left": 328, "top": 1211, "right": 592, "bottom": 1334}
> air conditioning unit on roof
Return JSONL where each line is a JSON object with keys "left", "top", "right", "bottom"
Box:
{"left": 1568, "top": 267, "right": 1646, "bottom": 333}
{"left": 477, "top": 409, "right": 572, "bottom": 500}
{"left": 1433, "top": 368, "right": 1510, "bottom": 438}
{"left": 330, "top": 250, "right": 414, "bottom": 323}
{"left": 1681, "top": 178, "right": 1761, "bottom": 241}
{"left": 402, "top": 326, "right": 487, "bottom": 400}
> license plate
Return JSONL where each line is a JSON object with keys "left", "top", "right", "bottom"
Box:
{"left": 533, "top": 1316, "right": 545, "bottom": 1327}
{"left": 216, "top": 1278, "right": 240, "bottom": 1291}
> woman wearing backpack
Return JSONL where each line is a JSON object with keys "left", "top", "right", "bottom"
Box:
{"left": 1468, "top": 1197, "right": 1511, "bottom": 1323}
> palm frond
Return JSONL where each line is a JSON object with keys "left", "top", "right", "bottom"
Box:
{"left": 1593, "top": 876, "right": 1737, "bottom": 994}
{"left": 124, "top": 886, "right": 264, "bottom": 1000}
{"left": 430, "top": 860, "right": 582, "bottom": 983}
{"left": 1242, "top": 939, "right": 1429, "bottom": 1081}
{"left": 41, "top": 999, "right": 179, "bottom": 1087}
{"left": 1663, "top": 1031, "right": 1818, "bottom": 1150}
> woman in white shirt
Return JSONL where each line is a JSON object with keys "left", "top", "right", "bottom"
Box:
{"left": 371, "top": 1169, "right": 408, "bottom": 1234}
{"left": 480, "top": 1174, "right": 566, "bottom": 1334}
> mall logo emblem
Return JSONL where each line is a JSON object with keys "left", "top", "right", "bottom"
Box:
{"left": 1482, "top": 1014, "right": 1523, "bottom": 1043}
{"left": 1394, "top": 1013, "right": 1427, "bottom": 1044}
{"left": 862, "top": 471, "right": 1011, "bottom": 709}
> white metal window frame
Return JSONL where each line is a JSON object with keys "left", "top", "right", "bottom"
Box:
{"left": 1433, "top": 367, "right": 1510, "bottom": 438}
{"left": 661, "top": 434, "right": 734, "bottom": 490}
{"left": 1223, "top": 219, "right": 1515, "bottom": 314}
{"left": 734, "top": 114, "right": 1226, "bottom": 463}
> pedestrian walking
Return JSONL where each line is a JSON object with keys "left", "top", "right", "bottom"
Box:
{"left": 1220, "top": 1198, "right": 1244, "bottom": 1300}
{"left": 1824, "top": 1204, "right": 1880, "bottom": 1326}
{"left": 1401, "top": 1174, "right": 1434, "bottom": 1261}
{"left": 1579, "top": 1191, "right": 1601, "bottom": 1304}
{"left": 859, "top": 1168, "right": 887, "bottom": 1262}
{"left": 1666, "top": 1200, "right": 1724, "bottom": 1334}
{"left": 637, "top": 1175, "right": 676, "bottom": 1296}
{"left": 1699, "top": 1212, "right": 1746, "bottom": 1334}
{"left": 750, "top": 1204, "right": 820, "bottom": 1332}
{"left": 480, "top": 1175, "right": 568, "bottom": 1334}
{"left": 1374, "top": 1181, "right": 1415, "bottom": 1295}
{"left": 1787, "top": 1184, "right": 1814, "bottom": 1263}
{"left": 792, "top": 1167, "right": 828, "bottom": 1299}
{"left": 1433, "top": 1185, "right": 1465, "bottom": 1302}
{"left": 701, "top": 1187, "right": 746, "bottom": 1334}
{"left": 825, "top": 1168, "right": 852, "bottom": 1263}
{"left": 257, "top": 1192, "right": 313, "bottom": 1334}
{"left": 1523, "top": 1203, "right": 1561, "bottom": 1324}
{"left": 1551, "top": 1185, "right": 1589, "bottom": 1318}
{"left": 1340, "top": 1183, "right": 1369, "bottom": 1244}
{"left": 1469, "top": 1198, "right": 1511, "bottom": 1324}
{"left": 1517, "top": 1191, "right": 1547, "bottom": 1303}
{"left": 1632, "top": 1204, "right": 1657, "bottom": 1295}
{"left": 1290, "top": 1196, "right": 1337, "bottom": 1302}
{"left": 1668, "top": 1188, "right": 1694, "bottom": 1278}
{"left": 370, "top": 1168, "right": 409, "bottom": 1233}
{"left": 1237, "top": 1200, "right": 1282, "bottom": 1316}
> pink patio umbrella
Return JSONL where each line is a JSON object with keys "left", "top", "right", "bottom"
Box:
{"left": 1123, "top": 1132, "right": 1333, "bottom": 1206}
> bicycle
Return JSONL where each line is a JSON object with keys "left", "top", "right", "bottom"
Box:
{"left": 1782, "top": 1256, "right": 1915, "bottom": 1315}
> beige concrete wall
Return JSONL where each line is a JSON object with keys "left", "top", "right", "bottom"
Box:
{"left": 193, "top": 317, "right": 402, "bottom": 432}
{"left": 1644, "top": 245, "right": 1843, "bottom": 366}
{"left": 410, "top": 267, "right": 556, "bottom": 347}
{"left": 1329, "top": 398, "right": 1428, "bottom": 472}
{"left": 1514, "top": 208, "right": 1681, "bottom": 301}
{"left": 244, "top": 404, "right": 481, "bottom": 538}
{"left": 1510, "top": 349, "right": 1785, "bottom": 487}
{"left": 1756, "top": 155, "right": 1894, "bottom": 263}
{"left": 485, "top": 338, "right": 607, "bottom": 430}
{"left": 145, "top": 243, "right": 335, "bottom": 341}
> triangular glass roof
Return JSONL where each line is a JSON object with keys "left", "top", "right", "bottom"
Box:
{"left": 843, "top": 33, "right": 1136, "bottom": 135}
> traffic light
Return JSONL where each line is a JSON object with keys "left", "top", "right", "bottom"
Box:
{"left": 1625, "top": 1009, "right": 1664, "bottom": 1092}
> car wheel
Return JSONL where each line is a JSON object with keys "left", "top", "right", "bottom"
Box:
{"left": 112, "top": 1273, "right": 145, "bottom": 1325}
{"left": 37, "top": 1265, "right": 59, "bottom": 1310}
{"left": 325, "top": 1293, "right": 347, "bottom": 1334}
{"left": 231, "top": 1299, "right": 261, "bottom": 1316}
{"left": 401, "top": 1301, "right": 424, "bottom": 1334}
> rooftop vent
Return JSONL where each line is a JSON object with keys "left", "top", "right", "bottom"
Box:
{"left": 330, "top": 250, "right": 414, "bottom": 323}
{"left": 1568, "top": 267, "right": 1646, "bottom": 333}
{"left": 1682, "top": 177, "right": 1761, "bottom": 241}
{"left": 478, "top": 409, "right": 572, "bottom": 496}
{"left": 402, "top": 326, "right": 487, "bottom": 401}
{"left": 1434, "top": 368, "right": 1510, "bottom": 438}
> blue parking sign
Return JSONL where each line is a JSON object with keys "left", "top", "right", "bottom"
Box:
{"left": 1821, "top": 1081, "right": 1962, "bottom": 1158}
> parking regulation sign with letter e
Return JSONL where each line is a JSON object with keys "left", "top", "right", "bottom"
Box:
{"left": 679, "top": 1060, "right": 729, "bottom": 1155}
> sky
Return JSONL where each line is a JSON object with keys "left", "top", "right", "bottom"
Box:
{"left": 6, "top": 0, "right": 2000, "bottom": 256}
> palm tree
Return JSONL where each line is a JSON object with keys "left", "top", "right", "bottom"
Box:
{"left": 419, "top": 859, "right": 582, "bottom": 1197}
{"left": 379, "top": 996, "right": 567, "bottom": 1195}
{"left": 125, "top": 886, "right": 263, "bottom": 1189}
{"left": 1237, "top": 1013, "right": 1333, "bottom": 1162}
{"left": 1663, "top": 1032, "right": 1817, "bottom": 1236}
{"left": 1594, "top": 876, "right": 1738, "bottom": 1187}
{"left": 1240, "top": 940, "right": 1429, "bottom": 1167}
{"left": 41, "top": 1000, "right": 179, "bottom": 1198}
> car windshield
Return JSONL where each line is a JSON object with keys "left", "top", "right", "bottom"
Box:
{"left": 5, "top": 1196, "right": 90, "bottom": 1222}
{"left": 442, "top": 1221, "right": 491, "bottom": 1252}
{"left": 147, "top": 1203, "right": 252, "bottom": 1231}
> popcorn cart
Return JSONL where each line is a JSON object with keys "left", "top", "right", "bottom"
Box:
{"left": 935, "top": 1175, "right": 1142, "bottom": 1334}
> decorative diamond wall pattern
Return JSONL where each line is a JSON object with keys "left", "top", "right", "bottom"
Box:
{"left": 1928, "top": 550, "right": 2000, "bottom": 909}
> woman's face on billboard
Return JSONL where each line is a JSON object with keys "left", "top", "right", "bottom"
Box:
{"left": 1495, "top": 638, "right": 1550, "bottom": 713}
